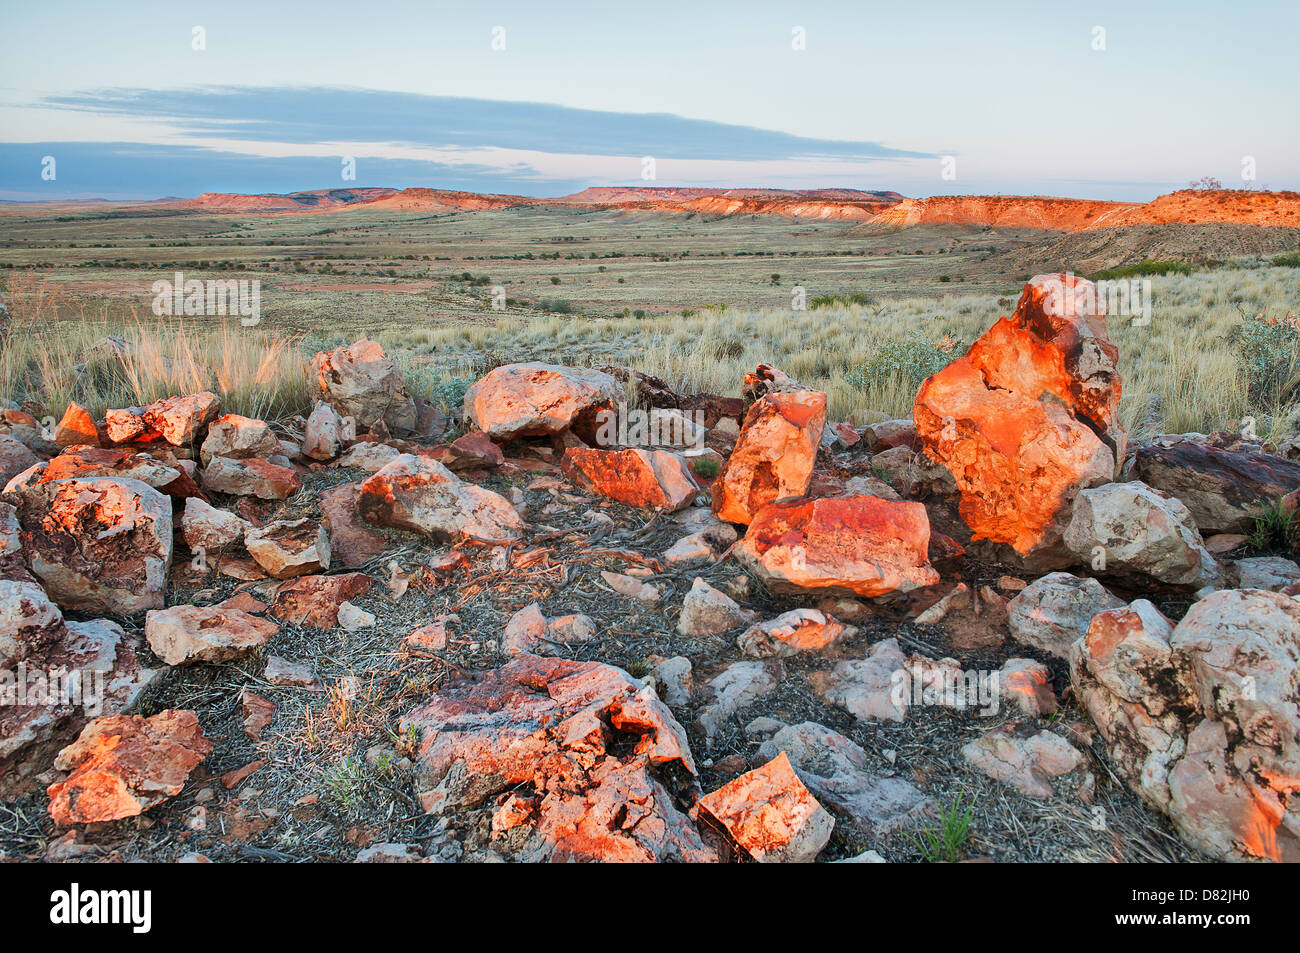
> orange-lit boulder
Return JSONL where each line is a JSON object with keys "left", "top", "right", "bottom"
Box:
{"left": 47, "top": 709, "right": 211, "bottom": 825}
{"left": 358, "top": 454, "right": 523, "bottom": 543}
{"left": 561, "top": 446, "right": 697, "bottom": 511}
{"left": 734, "top": 495, "right": 939, "bottom": 598}
{"left": 201, "top": 455, "right": 302, "bottom": 500}
{"left": 54, "top": 402, "right": 100, "bottom": 448}
{"left": 145, "top": 604, "right": 278, "bottom": 666}
{"left": 1071, "top": 589, "right": 1300, "bottom": 861}
{"left": 697, "top": 751, "right": 833, "bottom": 862}
{"left": 712, "top": 390, "right": 826, "bottom": 525}
{"left": 402, "top": 655, "right": 714, "bottom": 862}
{"left": 270, "top": 572, "right": 373, "bottom": 628}
{"left": 914, "top": 274, "right": 1122, "bottom": 559}
{"left": 13, "top": 477, "right": 172, "bottom": 615}
{"left": 463, "top": 362, "right": 622, "bottom": 441}
{"left": 143, "top": 392, "right": 222, "bottom": 447}
{"left": 200, "top": 413, "right": 281, "bottom": 466}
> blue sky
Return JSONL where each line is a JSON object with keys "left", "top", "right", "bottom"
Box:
{"left": 1, "top": 0, "right": 1295, "bottom": 200}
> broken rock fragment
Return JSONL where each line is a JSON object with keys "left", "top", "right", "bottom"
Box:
{"left": 145, "top": 604, "right": 278, "bottom": 665}
{"left": 358, "top": 454, "right": 523, "bottom": 544}
{"left": 697, "top": 751, "right": 834, "bottom": 863}
{"left": 14, "top": 476, "right": 172, "bottom": 615}
{"left": 561, "top": 446, "right": 698, "bottom": 511}
{"left": 402, "top": 655, "right": 714, "bottom": 862}
{"left": 734, "top": 495, "right": 939, "bottom": 598}
{"left": 245, "top": 518, "right": 331, "bottom": 579}
{"left": 46, "top": 709, "right": 212, "bottom": 824}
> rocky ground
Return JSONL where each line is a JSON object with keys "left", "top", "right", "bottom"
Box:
{"left": 1, "top": 273, "right": 1297, "bottom": 864}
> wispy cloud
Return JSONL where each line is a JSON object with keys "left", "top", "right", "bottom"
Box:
{"left": 42, "top": 86, "right": 932, "bottom": 163}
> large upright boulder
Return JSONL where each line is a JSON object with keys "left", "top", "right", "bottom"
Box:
{"left": 914, "top": 274, "right": 1123, "bottom": 562}
{"left": 734, "top": 495, "right": 939, "bottom": 598}
{"left": 358, "top": 454, "right": 522, "bottom": 543}
{"left": 12, "top": 477, "right": 172, "bottom": 615}
{"left": 309, "top": 339, "right": 416, "bottom": 434}
{"left": 1071, "top": 589, "right": 1300, "bottom": 861}
{"left": 712, "top": 390, "right": 826, "bottom": 525}
{"left": 463, "top": 362, "right": 622, "bottom": 442}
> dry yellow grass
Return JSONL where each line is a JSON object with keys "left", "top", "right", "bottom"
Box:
{"left": 1, "top": 271, "right": 309, "bottom": 421}
{"left": 4, "top": 266, "right": 1297, "bottom": 441}
{"left": 392, "top": 266, "right": 1300, "bottom": 440}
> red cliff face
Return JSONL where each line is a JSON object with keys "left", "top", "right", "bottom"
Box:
{"left": 157, "top": 186, "right": 1300, "bottom": 227}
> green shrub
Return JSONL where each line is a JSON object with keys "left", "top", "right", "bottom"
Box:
{"left": 845, "top": 331, "right": 964, "bottom": 390}
{"left": 1229, "top": 315, "right": 1299, "bottom": 402}
{"left": 1090, "top": 259, "right": 1193, "bottom": 281}
{"left": 810, "top": 291, "right": 873, "bottom": 309}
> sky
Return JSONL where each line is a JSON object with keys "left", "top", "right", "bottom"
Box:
{"left": 1, "top": 0, "right": 1296, "bottom": 201}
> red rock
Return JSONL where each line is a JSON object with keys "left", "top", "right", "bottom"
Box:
{"left": 915, "top": 275, "right": 1126, "bottom": 559}
{"left": 40, "top": 446, "right": 204, "bottom": 500}
{"left": 47, "top": 710, "right": 212, "bottom": 824}
{"left": 201, "top": 455, "right": 302, "bottom": 499}
{"left": 104, "top": 406, "right": 154, "bottom": 443}
{"left": 221, "top": 759, "right": 267, "bottom": 790}
{"left": 0, "top": 434, "right": 39, "bottom": 485}
{"left": 269, "top": 572, "right": 373, "bottom": 627}
{"left": 1124, "top": 440, "right": 1300, "bottom": 535}
{"left": 712, "top": 390, "right": 826, "bottom": 525}
{"left": 402, "top": 655, "right": 713, "bottom": 862}
{"left": 245, "top": 518, "right": 330, "bottom": 578}
{"left": 738, "top": 608, "right": 853, "bottom": 658}
{"left": 357, "top": 454, "right": 523, "bottom": 543}
{"left": 697, "top": 751, "right": 834, "bottom": 862}
{"left": 742, "top": 363, "right": 804, "bottom": 403}
{"left": 145, "top": 604, "right": 279, "bottom": 665}
{"left": 54, "top": 402, "right": 100, "bottom": 448}
{"left": 199, "top": 413, "right": 281, "bottom": 466}
{"left": 561, "top": 446, "right": 698, "bottom": 511}
{"left": 143, "top": 392, "right": 222, "bottom": 447}
{"left": 734, "top": 495, "right": 939, "bottom": 598}
{"left": 14, "top": 476, "right": 173, "bottom": 615}
{"left": 862, "top": 418, "right": 921, "bottom": 452}
{"left": 302, "top": 401, "right": 345, "bottom": 461}
{"left": 181, "top": 496, "right": 247, "bottom": 552}
{"left": 240, "top": 690, "right": 276, "bottom": 741}
{"left": 319, "top": 482, "right": 387, "bottom": 567}
{"left": 423, "top": 430, "right": 504, "bottom": 471}
{"left": 463, "top": 362, "right": 622, "bottom": 441}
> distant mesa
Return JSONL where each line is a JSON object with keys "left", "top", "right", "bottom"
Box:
{"left": 16, "top": 185, "right": 1300, "bottom": 231}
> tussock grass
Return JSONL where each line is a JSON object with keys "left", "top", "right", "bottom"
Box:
{"left": 1, "top": 270, "right": 309, "bottom": 420}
